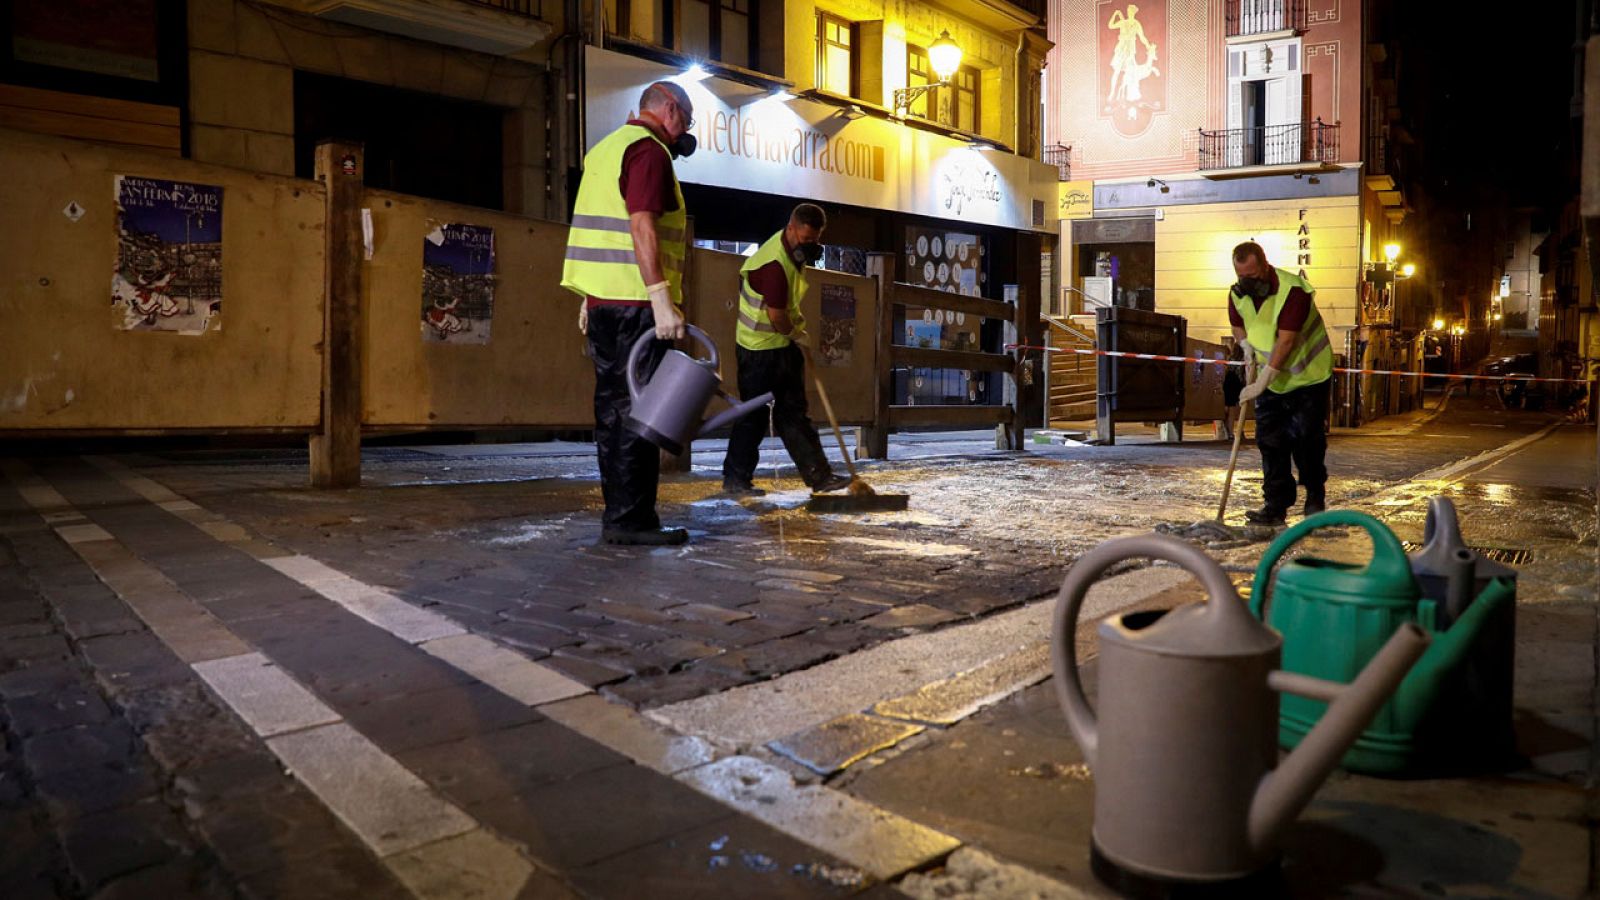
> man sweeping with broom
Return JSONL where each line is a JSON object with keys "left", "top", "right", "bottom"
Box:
{"left": 720, "top": 204, "right": 854, "bottom": 497}
{"left": 1228, "top": 240, "right": 1334, "bottom": 526}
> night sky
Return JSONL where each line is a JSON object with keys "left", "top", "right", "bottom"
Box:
{"left": 1396, "top": 2, "right": 1585, "bottom": 211}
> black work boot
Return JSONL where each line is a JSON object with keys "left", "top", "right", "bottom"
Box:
{"left": 721, "top": 481, "right": 766, "bottom": 497}
{"left": 811, "top": 473, "right": 853, "bottom": 493}
{"left": 1302, "top": 491, "right": 1327, "bottom": 518}
{"left": 601, "top": 527, "right": 689, "bottom": 546}
{"left": 1244, "top": 506, "right": 1287, "bottom": 526}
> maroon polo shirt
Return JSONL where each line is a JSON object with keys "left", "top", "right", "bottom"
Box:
{"left": 746, "top": 233, "right": 793, "bottom": 316}
{"left": 1226, "top": 264, "right": 1311, "bottom": 332}
{"left": 588, "top": 118, "right": 681, "bottom": 308}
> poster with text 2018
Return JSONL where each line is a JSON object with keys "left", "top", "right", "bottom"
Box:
{"left": 112, "top": 175, "right": 223, "bottom": 334}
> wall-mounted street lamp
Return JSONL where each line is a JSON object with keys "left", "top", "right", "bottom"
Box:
{"left": 1383, "top": 242, "right": 1401, "bottom": 264}
{"left": 1431, "top": 318, "right": 1445, "bottom": 331}
{"left": 1399, "top": 262, "right": 1416, "bottom": 279}
{"left": 1146, "top": 177, "right": 1170, "bottom": 193}
{"left": 893, "top": 31, "right": 962, "bottom": 117}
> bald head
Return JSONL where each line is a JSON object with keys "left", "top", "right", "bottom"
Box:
{"left": 638, "top": 81, "right": 693, "bottom": 139}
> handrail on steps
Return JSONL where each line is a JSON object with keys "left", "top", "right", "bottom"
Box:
{"left": 1042, "top": 314, "right": 1096, "bottom": 347}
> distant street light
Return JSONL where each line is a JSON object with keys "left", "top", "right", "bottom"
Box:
{"left": 1383, "top": 243, "right": 1401, "bottom": 263}
{"left": 1400, "top": 262, "right": 1416, "bottom": 279}
{"left": 1431, "top": 318, "right": 1445, "bottom": 330}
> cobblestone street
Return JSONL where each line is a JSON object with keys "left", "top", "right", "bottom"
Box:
{"left": 1, "top": 394, "right": 1594, "bottom": 898}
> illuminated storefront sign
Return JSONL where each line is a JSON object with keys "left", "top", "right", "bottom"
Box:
{"left": 584, "top": 46, "right": 1057, "bottom": 232}
{"left": 1058, "top": 179, "right": 1094, "bottom": 219}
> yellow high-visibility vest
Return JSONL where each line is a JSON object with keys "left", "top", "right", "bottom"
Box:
{"left": 734, "top": 231, "right": 808, "bottom": 351}
{"left": 560, "top": 124, "right": 687, "bottom": 303}
{"left": 1230, "top": 268, "right": 1333, "bottom": 393}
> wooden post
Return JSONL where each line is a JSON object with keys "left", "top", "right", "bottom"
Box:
{"left": 310, "top": 141, "right": 364, "bottom": 488}
{"left": 661, "top": 215, "right": 695, "bottom": 474}
{"left": 860, "top": 252, "right": 894, "bottom": 459}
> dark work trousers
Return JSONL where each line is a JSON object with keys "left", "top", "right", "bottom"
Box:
{"left": 722, "top": 343, "right": 835, "bottom": 488}
{"left": 1254, "top": 377, "right": 1331, "bottom": 513}
{"left": 587, "top": 303, "right": 669, "bottom": 532}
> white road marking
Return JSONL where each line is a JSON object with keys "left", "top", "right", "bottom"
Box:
{"left": 4, "top": 460, "right": 535, "bottom": 900}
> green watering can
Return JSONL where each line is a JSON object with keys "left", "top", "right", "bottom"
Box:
{"left": 1250, "top": 510, "right": 1514, "bottom": 775}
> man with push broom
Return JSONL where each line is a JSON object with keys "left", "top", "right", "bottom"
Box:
{"left": 1228, "top": 240, "right": 1334, "bottom": 526}
{"left": 719, "top": 204, "right": 854, "bottom": 498}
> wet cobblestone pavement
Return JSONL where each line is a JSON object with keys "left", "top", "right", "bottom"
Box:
{"left": 1, "top": 393, "right": 1593, "bottom": 897}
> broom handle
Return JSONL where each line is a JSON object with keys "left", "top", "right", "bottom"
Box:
{"left": 798, "top": 344, "right": 860, "bottom": 481}
{"left": 1216, "top": 400, "right": 1249, "bottom": 522}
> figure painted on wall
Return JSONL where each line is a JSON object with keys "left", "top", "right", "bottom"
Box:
{"left": 1098, "top": 0, "right": 1168, "bottom": 137}
{"left": 1106, "top": 6, "right": 1157, "bottom": 107}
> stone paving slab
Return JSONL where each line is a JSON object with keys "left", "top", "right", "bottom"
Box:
{"left": 266, "top": 722, "right": 480, "bottom": 857}
{"left": 469, "top": 759, "right": 738, "bottom": 870}
{"left": 769, "top": 713, "right": 927, "bottom": 776}
{"left": 192, "top": 652, "right": 344, "bottom": 737}
{"left": 681, "top": 755, "right": 962, "bottom": 881}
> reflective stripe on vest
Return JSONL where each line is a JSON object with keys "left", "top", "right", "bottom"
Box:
{"left": 1231, "top": 268, "right": 1333, "bottom": 393}
{"left": 559, "top": 124, "right": 688, "bottom": 303}
{"left": 735, "top": 231, "right": 808, "bottom": 351}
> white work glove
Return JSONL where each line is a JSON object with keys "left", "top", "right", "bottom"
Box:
{"left": 577, "top": 299, "right": 588, "bottom": 335}
{"left": 647, "top": 281, "right": 686, "bottom": 340}
{"left": 1238, "top": 365, "right": 1279, "bottom": 403}
{"left": 1236, "top": 339, "right": 1255, "bottom": 378}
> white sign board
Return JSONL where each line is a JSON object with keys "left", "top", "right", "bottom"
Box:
{"left": 584, "top": 46, "right": 1057, "bottom": 233}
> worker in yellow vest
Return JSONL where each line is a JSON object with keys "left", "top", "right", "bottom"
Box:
{"left": 1229, "top": 240, "right": 1335, "bottom": 526}
{"left": 561, "top": 82, "right": 696, "bottom": 545}
{"left": 720, "top": 204, "right": 852, "bottom": 496}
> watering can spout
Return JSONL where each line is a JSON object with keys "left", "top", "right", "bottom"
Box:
{"left": 700, "top": 391, "right": 774, "bottom": 436}
{"left": 1248, "top": 623, "right": 1430, "bottom": 853}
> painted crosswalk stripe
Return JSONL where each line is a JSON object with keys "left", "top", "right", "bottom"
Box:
{"left": 1, "top": 459, "right": 537, "bottom": 900}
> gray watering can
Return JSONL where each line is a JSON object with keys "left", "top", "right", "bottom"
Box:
{"left": 1407, "top": 496, "right": 1519, "bottom": 770}
{"left": 626, "top": 325, "right": 773, "bottom": 455}
{"left": 1051, "top": 533, "right": 1430, "bottom": 890}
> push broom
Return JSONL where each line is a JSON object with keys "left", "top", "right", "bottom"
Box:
{"left": 799, "top": 345, "right": 909, "bottom": 513}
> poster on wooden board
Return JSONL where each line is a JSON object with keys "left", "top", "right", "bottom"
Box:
{"left": 111, "top": 175, "right": 223, "bottom": 334}
{"left": 422, "top": 223, "right": 496, "bottom": 345}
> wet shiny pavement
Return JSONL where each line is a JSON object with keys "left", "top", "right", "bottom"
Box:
{"left": 0, "top": 393, "right": 1592, "bottom": 897}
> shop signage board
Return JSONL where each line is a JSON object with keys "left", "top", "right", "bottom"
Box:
{"left": 584, "top": 46, "right": 1058, "bottom": 233}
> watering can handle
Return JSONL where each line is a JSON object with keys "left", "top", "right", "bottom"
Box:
{"left": 625, "top": 323, "right": 716, "bottom": 404}
{"left": 1051, "top": 533, "right": 1244, "bottom": 768}
{"left": 1248, "top": 510, "right": 1413, "bottom": 620}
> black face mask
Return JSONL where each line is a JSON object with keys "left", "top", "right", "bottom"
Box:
{"left": 792, "top": 242, "right": 824, "bottom": 266}
{"left": 669, "top": 133, "right": 697, "bottom": 159}
{"left": 1234, "top": 276, "right": 1271, "bottom": 300}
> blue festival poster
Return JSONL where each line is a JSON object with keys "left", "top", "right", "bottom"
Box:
{"left": 112, "top": 175, "right": 223, "bottom": 333}
{"left": 422, "top": 223, "right": 496, "bottom": 344}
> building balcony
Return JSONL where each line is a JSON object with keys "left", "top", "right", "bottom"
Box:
{"left": 1043, "top": 143, "right": 1071, "bottom": 181}
{"left": 1225, "top": 0, "right": 1307, "bottom": 37}
{"left": 1197, "top": 119, "right": 1339, "bottom": 171}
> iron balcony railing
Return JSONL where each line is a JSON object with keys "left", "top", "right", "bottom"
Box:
{"left": 1043, "top": 143, "right": 1072, "bottom": 181}
{"left": 1225, "top": 0, "right": 1307, "bottom": 36}
{"left": 1197, "top": 119, "right": 1339, "bottom": 170}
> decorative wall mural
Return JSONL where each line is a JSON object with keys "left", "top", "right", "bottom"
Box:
{"left": 1100, "top": 1, "right": 1168, "bottom": 137}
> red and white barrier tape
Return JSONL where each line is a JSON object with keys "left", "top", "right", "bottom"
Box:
{"left": 1005, "top": 344, "right": 1596, "bottom": 385}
